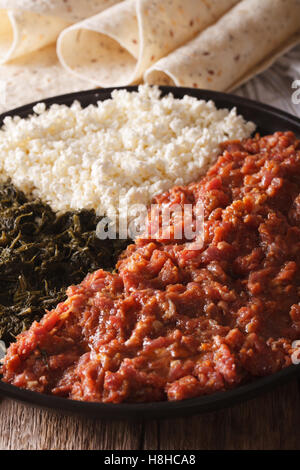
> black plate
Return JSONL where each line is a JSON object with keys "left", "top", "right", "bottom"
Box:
{"left": 1, "top": 86, "right": 300, "bottom": 421}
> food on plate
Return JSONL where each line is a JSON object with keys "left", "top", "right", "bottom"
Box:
{"left": 0, "top": 85, "right": 255, "bottom": 228}
{"left": 57, "top": 0, "right": 239, "bottom": 87}
{"left": 0, "top": 181, "right": 130, "bottom": 344}
{"left": 145, "top": 0, "right": 300, "bottom": 91}
{"left": 2, "top": 131, "right": 299, "bottom": 403}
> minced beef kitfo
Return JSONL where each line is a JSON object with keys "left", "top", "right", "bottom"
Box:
{"left": 1, "top": 132, "right": 300, "bottom": 403}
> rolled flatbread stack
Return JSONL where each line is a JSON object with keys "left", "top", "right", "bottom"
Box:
{"left": 0, "top": 0, "right": 299, "bottom": 112}
{"left": 57, "top": 0, "right": 239, "bottom": 87}
{"left": 144, "top": 0, "right": 300, "bottom": 91}
{"left": 0, "top": 0, "right": 121, "bottom": 64}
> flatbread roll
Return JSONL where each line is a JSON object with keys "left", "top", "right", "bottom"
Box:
{"left": 145, "top": 0, "right": 300, "bottom": 91}
{"left": 57, "top": 0, "right": 239, "bottom": 87}
{"left": 0, "top": 0, "right": 121, "bottom": 64}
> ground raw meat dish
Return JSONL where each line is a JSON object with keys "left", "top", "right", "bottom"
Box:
{"left": 1, "top": 131, "right": 300, "bottom": 403}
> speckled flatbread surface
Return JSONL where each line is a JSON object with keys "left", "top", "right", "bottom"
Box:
{"left": 0, "top": 0, "right": 121, "bottom": 63}
{"left": 57, "top": 0, "right": 239, "bottom": 87}
{"left": 144, "top": 0, "right": 300, "bottom": 91}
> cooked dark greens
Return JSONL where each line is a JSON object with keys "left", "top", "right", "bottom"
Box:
{"left": 0, "top": 181, "right": 131, "bottom": 344}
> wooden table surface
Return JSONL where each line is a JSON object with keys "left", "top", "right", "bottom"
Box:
{"left": 0, "top": 46, "right": 300, "bottom": 451}
{"left": 1, "top": 379, "right": 300, "bottom": 450}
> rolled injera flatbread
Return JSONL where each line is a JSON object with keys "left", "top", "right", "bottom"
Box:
{"left": 144, "top": 0, "right": 300, "bottom": 91}
{"left": 0, "top": 0, "right": 121, "bottom": 64}
{"left": 57, "top": 0, "right": 239, "bottom": 87}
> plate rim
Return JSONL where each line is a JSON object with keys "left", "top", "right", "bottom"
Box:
{"left": 1, "top": 364, "right": 300, "bottom": 420}
{"left": 1, "top": 85, "right": 300, "bottom": 126}
{"left": 1, "top": 85, "right": 300, "bottom": 420}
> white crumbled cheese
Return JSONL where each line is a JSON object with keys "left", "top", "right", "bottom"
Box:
{"left": 0, "top": 85, "right": 255, "bottom": 226}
